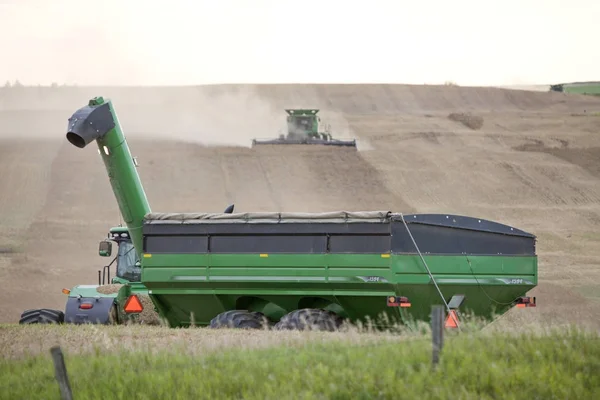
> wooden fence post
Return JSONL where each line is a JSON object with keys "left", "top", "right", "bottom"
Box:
{"left": 431, "top": 305, "right": 444, "bottom": 367}
{"left": 50, "top": 346, "right": 73, "bottom": 400}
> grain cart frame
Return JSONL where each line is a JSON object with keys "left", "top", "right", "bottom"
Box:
{"left": 61, "top": 96, "right": 537, "bottom": 331}
{"left": 252, "top": 109, "right": 357, "bottom": 148}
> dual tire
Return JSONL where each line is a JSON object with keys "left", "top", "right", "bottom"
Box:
{"left": 209, "top": 308, "right": 344, "bottom": 331}
{"left": 274, "top": 308, "right": 344, "bottom": 331}
{"left": 209, "top": 310, "right": 271, "bottom": 329}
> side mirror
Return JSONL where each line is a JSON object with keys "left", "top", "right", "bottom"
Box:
{"left": 99, "top": 240, "right": 112, "bottom": 257}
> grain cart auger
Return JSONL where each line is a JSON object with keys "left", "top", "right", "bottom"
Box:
{"left": 252, "top": 109, "right": 357, "bottom": 148}
{"left": 53, "top": 96, "right": 538, "bottom": 331}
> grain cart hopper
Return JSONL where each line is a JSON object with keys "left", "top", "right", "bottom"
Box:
{"left": 252, "top": 109, "right": 357, "bottom": 148}
{"left": 63, "top": 96, "right": 538, "bottom": 331}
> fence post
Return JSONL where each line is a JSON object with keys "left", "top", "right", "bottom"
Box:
{"left": 50, "top": 346, "right": 73, "bottom": 400}
{"left": 431, "top": 305, "right": 444, "bottom": 367}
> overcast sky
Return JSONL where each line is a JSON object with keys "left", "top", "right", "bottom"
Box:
{"left": 0, "top": 0, "right": 597, "bottom": 86}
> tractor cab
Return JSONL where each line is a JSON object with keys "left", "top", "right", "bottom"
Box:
{"left": 98, "top": 227, "right": 141, "bottom": 284}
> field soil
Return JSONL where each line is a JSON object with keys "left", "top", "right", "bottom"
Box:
{"left": 1, "top": 84, "right": 600, "bottom": 330}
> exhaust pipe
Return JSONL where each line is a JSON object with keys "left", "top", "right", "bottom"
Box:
{"left": 65, "top": 97, "right": 151, "bottom": 260}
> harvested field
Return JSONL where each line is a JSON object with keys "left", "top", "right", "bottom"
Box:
{"left": 1, "top": 83, "right": 600, "bottom": 333}
{"left": 0, "top": 323, "right": 401, "bottom": 360}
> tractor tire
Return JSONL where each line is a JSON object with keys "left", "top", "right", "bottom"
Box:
{"left": 19, "top": 308, "right": 64, "bottom": 324}
{"left": 274, "top": 308, "right": 344, "bottom": 331}
{"left": 209, "top": 310, "right": 271, "bottom": 330}
{"left": 107, "top": 304, "right": 118, "bottom": 325}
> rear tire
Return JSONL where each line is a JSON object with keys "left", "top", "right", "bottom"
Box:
{"left": 107, "top": 304, "right": 118, "bottom": 325}
{"left": 209, "top": 310, "right": 271, "bottom": 329}
{"left": 19, "top": 308, "right": 64, "bottom": 324}
{"left": 274, "top": 308, "right": 344, "bottom": 331}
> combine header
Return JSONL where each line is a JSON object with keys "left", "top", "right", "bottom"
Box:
{"left": 20, "top": 97, "right": 538, "bottom": 330}
{"left": 252, "top": 109, "right": 357, "bottom": 148}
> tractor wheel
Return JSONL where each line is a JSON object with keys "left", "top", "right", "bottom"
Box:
{"left": 19, "top": 308, "right": 64, "bottom": 324}
{"left": 209, "top": 310, "right": 271, "bottom": 330}
{"left": 107, "top": 304, "right": 118, "bottom": 325}
{"left": 273, "top": 308, "right": 344, "bottom": 331}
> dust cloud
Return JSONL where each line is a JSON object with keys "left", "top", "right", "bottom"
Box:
{"left": 0, "top": 84, "right": 361, "bottom": 150}
{"left": 0, "top": 86, "right": 288, "bottom": 148}
{"left": 115, "top": 87, "right": 286, "bottom": 148}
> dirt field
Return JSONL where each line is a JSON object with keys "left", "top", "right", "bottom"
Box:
{"left": 1, "top": 84, "right": 600, "bottom": 330}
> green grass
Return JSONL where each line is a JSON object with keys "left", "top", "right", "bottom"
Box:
{"left": 1, "top": 328, "right": 598, "bottom": 400}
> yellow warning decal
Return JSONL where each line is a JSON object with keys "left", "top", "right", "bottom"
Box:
{"left": 143, "top": 254, "right": 152, "bottom": 258}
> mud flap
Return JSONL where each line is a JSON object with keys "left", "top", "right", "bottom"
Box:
{"left": 64, "top": 297, "right": 116, "bottom": 324}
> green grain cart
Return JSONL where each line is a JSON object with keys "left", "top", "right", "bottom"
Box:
{"left": 252, "top": 109, "right": 357, "bottom": 148}
{"left": 27, "top": 96, "right": 538, "bottom": 330}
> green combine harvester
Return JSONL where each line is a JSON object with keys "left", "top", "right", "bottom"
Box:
{"left": 20, "top": 97, "right": 538, "bottom": 330}
{"left": 252, "top": 109, "right": 357, "bottom": 148}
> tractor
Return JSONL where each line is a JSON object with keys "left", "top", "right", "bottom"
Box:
{"left": 19, "top": 226, "right": 151, "bottom": 325}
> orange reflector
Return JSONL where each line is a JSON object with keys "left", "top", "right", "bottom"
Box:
{"left": 79, "top": 303, "right": 93, "bottom": 310}
{"left": 62, "top": 288, "right": 71, "bottom": 295}
{"left": 516, "top": 304, "right": 526, "bottom": 308}
{"left": 124, "top": 294, "right": 144, "bottom": 313}
{"left": 445, "top": 310, "right": 459, "bottom": 328}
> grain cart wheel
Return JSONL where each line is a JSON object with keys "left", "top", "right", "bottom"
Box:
{"left": 274, "top": 308, "right": 344, "bottom": 331}
{"left": 19, "top": 308, "right": 65, "bottom": 324}
{"left": 209, "top": 310, "right": 271, "bottom": 330}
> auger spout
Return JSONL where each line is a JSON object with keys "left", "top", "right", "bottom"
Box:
{"left": 66, "top": 97, "right": 150, "bottom": 260}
